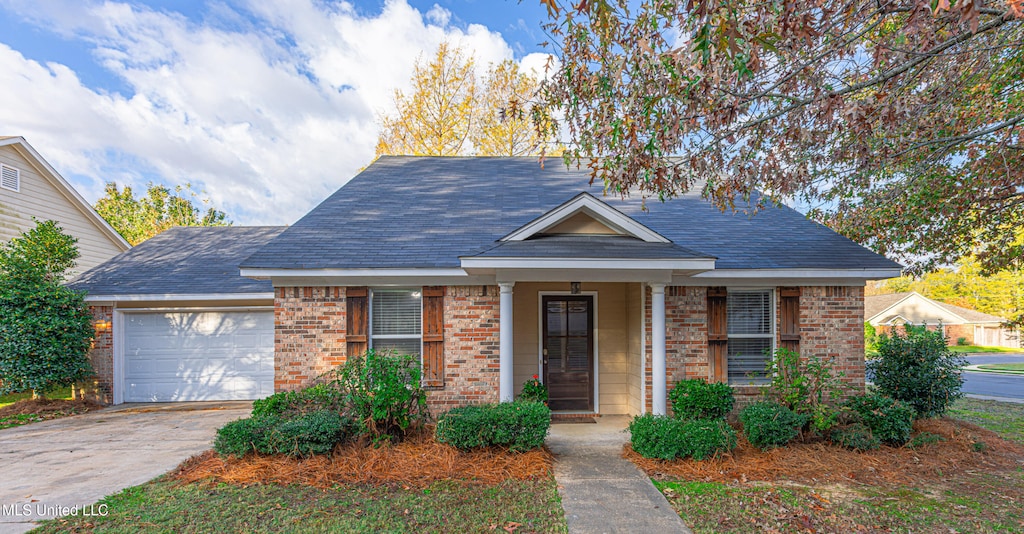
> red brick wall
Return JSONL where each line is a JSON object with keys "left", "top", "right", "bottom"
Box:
{"left": 274, "top": 286, "right": 347, "bottom": 390}
{"left": 426, "top": 285, "right": 501, "bottom": 414}
{"left": 81, "top": 306, "right": 114, "bottom": 404}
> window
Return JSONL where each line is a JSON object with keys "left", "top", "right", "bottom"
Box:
{"left": 727, "top": 290, "right": 774, "bottom": 384}
{"left": 0, "top": 164, "right": 19, "bottom": 192}
{"left": 370, "top": 288, "right": 422, "bottom": 356}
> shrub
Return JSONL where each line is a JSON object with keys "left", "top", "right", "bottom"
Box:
{"left": 829, "top": 423, "right": 880, "bottom": 451}
{"left": 956, "top": 337, "right": 969, "bottom": 346}
{"left": 868, "top": 325, "right": 967, "bottom": 418}
{"left": 435, "top": 401, "right": 551, "bottom": 452}
{"left": 864, "top": 322, "right": 879, "bottom": 355}
{"left": 214, "top": 416, "right": 281, "bottom": 457}
{"left": 844, "top": 394, "right": 914, "bottom": 446}
{"left": 763, "top": 348, "right": 847, "bottom": 434}
{"left": 518, "top": 375, "right": 548, "bottom": 403}
{"left": 251, "top": 383, "right": 346, "bottom": 418}
{"left": 628, "top": 415, "right": 738, "bottom": 460}
{"left": 908, "top": 432, "right": 946, "bottom": 449}
{"left": 214, "top": 411, "right": 354, "bottom": 458}
{"left": 740, "top": 401, "right": 808, "bottom": 450}
{"left": 335, "top": 349, "right": 429, "bottom": 443}
{"left": 668, "top": 379, "right": 734, "bottom": 421}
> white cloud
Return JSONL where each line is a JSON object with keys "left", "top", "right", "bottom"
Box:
{"left": 0, "top": 0, "right": 520, "bottom": 225}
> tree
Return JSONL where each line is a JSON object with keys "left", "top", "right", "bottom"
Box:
{"left": 537, "top": 1, "right": 1024, "bottom": 273}
{"left": 94, "top": 182, "right": 230, "bottom": 245}
{"left": 376, "top": 42, "right": 557, "bottom": 157}
{"left": 0, "top": 220, "right": 93, "bottom": 398}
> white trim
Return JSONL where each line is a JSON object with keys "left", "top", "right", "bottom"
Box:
{"left": 650, "top": 283, "right": 667, "bottom": 415}
{"left": 462, "top": 257, "right": 715, "bottom": 270}
{"left": 240, "top": 267, "right": 469, "bottom": 279}
{"left": 725, "top": 287, "right": 776, "bottom": 386}
{"left": 367, "top": 287, "right": 424, "bottom": 358}
{"left": 538, "top": 290, "right": 600, "bottom": 414}
{"left": 499, "top": 283, "right": 516, "bottom": 403}
{"left": 501, "top": 192, "right": 670, "bottom": 243}
{"left": 85, "top": 293, "right": 274, "bottom": 303}
{"left": 0, "top": 137, "right": 130, "bottom": 250}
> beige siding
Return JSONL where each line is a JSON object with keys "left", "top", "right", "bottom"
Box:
{"left": 0, "top": 145, "right": 126, "bottom": 278}
{"left": 625, "top": 282, "right": 643, "bottom": 415}
{"left": 512, "top": 282, "right": 641, "bottom": 415}
{"left": 543, "top": 212, "right": 620, "bottom": 235}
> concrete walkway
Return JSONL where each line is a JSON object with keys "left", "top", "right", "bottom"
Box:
{"left": 547, "top": 416, "right": 692, "bottom": 534}
{"left": 0, "top": 401, "right": 251, "bottom": 534}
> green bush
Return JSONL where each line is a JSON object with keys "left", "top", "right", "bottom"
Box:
{"left": 335, "top": 349, "right": 429, "bottom": 443}
{"left": 740, "top": 401, "right": 808, "bottom": 450}
{"left": 829, "top": 423, "right": 880, "bottom": 451}
{"left": 214, "top": 411, "right": 354, "bottom": 458}
{"left": 628, "top": 415, "right": 737, "bottom": 460}
{"left": 763, "top": 348, "right": 847, "bottom": 435}
{"left": 252, "top": 383, "right": 345, "bottom": 418}
{"left": 435, "top": 401, "right": 551, "bottom": 452}
{"left": 908, "top": 432, "right": 946, "bottom": 449}
{"left": 517, "top": 375, "right": 548, "bottom": 403}
{"left": 668, "top": 379, "right": 734, "bottom": 421}
{"left": 868, "top": 325, "right": 967, "bottom": 418}
{"left": 214, "top": 416, "right": 281, "bottom": 457}
{"left": 845, "top": 393, "right": 914, "bottom": 446}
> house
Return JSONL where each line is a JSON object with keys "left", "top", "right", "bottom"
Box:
{"left": 71, "top": 157, "right": 902, "bottom": 413}
{"left": 0, "top": 136, "right": 130, "bottom": 276}
{"left": 866, "top": 292, "right": 1021, "bottom": 348}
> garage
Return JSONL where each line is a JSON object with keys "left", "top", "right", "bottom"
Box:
{"left": 122, "top": 310, "right": 274, "bottom": 402}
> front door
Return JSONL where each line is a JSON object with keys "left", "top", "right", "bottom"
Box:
{"left": 543, "top": 295, "right": 594, "bottom": 411}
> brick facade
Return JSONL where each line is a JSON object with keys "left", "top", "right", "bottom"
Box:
{"left": 274, "top": 286, "right": 348, "bottom": 390}
{"left": 799, "top": 286, "right": 866, "bottom": 390}
{"left": 81, "top": 306, "right": 114, "bottom": 404}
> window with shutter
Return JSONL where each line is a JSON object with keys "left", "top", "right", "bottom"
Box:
{"left": 707, "top": 287, "right": 728, "bottom": 383}
{"left": 346, "top": 287, "right": 369, "bottom": 356}
{"left": 370, "top": 288, "right": 422, "bottom": 356}
{"left": 0, "top": 164, "right": 19, "bottom": 192}
{"left": 421, "top": 286, "right": 445, "bottom": 387}
{"left": 726, "top": 289, "right": 774, "bottom": 384}
{"left": 779, "top": 287, "right": 800, "bottom": 353}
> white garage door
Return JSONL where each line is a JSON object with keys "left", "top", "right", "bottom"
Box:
{"left": 123, "top": 311, "right": 274, "bottom": 402}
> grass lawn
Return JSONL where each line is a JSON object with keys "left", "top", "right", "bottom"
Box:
{"left": 949, "top": 345, "right": 1024, "bottom": 354}
{"left": 977, "top": 363, "right": 1024, "bottom": 372}
{"left": 34, "top": 477, "right": 566, "bottom": 533}
{"left": 651, "top": 398, "right": 1024, "bottom": 533}
{"left": 0, "top": 385, "right": 72, "bottom": 409}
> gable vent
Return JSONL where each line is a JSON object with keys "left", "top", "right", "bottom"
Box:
{"left": 0, "top": 164, "right": 19, "bottom": 192}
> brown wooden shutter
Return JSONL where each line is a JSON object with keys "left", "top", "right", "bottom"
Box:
{"left": 346, "top": 287, "right": 369, "bottom": 356}
{"left": 421, "top": 286, "right": 445, "bottom": 387}
{"left": 707, "top": 287, "right": 728, "bottom": 383}
{"left": 780, "top": 287, "right": 801, "bottom": 353}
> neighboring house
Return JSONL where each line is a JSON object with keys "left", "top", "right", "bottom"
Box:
{"left": 71, "top": 157, "right": 902, "bottom": 414}
{"left": 0, "top": 136, "right": 130, "bottom": 277}
{"left": 866, "top": 292, "right": 1021, "bottom": 348}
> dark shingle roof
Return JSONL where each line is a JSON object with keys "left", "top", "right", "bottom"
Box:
{"left": 242, "top": 157, "right": 900, "bottom": 271}
{"left": 468, "top": 235, "right": 712, "bottom": 259}
{"left": 68, "top": 226, "right": 284, "bottom": 296}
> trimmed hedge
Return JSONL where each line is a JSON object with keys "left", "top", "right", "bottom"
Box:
{"left": 214, "top": 410, "right": 354, "bottom": 458}
{"left": 845, "top": 393, "right": 914, "bottom": 446}
{"left": 829, "top": 423, "right": 880, "bottom": 451}
{"left": 434, "top": 401, "right": 551, "bottom": 452}
{"left": 740, "top": 401, "right": 808, "bottom": 450}
{"left": 868, "top": 326, "right": 967, "bottom": 418}
{"left": 251, "top": 383, "right": 345, "bottom": 418}
{"left": 628, "top": 414, "right": 737, "bottom": 460}
{"left": 668, "top": 379, "right": 735, "bottom": 421}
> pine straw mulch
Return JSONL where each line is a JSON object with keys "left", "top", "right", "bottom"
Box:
{"left": 627, "top": 417, "right": 1024, "bottom": 488}
{"left": 171, "top": 431, "right": 554, "bottom": 489}
{"left": 0, "top": 398, "right": 103, "bottom": 419}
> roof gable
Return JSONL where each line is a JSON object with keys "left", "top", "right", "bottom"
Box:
{"left": 865, "top": 291, "right": 1006, "bottom": 325}
{"left": 501, "top": 192, "right": 669, "bottom": 243}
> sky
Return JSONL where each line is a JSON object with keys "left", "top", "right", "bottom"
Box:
{"left": 0, "top": 0, "right": 556, "bottom": 225}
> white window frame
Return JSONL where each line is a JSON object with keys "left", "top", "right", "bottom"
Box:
{"left": 0, "top": 164, "right": 19, "bottom": 192}
{"left": 726, "top": 288, "right": 776, "bottom": 385}
{"left": 368, "top": 287, "right": 423, "bottom": 356}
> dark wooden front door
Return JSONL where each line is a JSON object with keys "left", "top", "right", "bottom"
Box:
{"left": 543, "top": 295, "right": 594, "bottom": 411}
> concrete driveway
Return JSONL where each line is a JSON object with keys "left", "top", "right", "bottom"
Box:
{"left": 0, "top": 402, "right": 250, "bottom": 534}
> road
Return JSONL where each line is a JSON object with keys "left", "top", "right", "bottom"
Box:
{"left": 962, "top": 353, "right": 1024, "bottom": 400}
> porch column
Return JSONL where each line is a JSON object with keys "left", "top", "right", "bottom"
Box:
{"left": 499, "top": 282, "right": 515, "bottom": 402}
{"left": 651, "top": 283, "right": 667, "bottom": 415}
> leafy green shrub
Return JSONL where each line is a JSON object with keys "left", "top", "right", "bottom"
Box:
{"left": 908, "top": 432, "right": 946, "bottom": 449}
{"left": 435, "top": 401, "right": 550, "bottom": 452}
{"left": 683, "top": 419, "right": 738, "bottom": 460}
{"left": 628, "top": 414, "right": 687, "bottom": 460}
{"left": 956, "top": 337, "right": 969, "bottom": 346}
{"left": 845, "top": 394, "right": 914, "bottom": 446}
{"left": 252, "top": 383, "right": 345, "bottom": 418}
{"left": 628, "top": 415, "right": 738, "bottom": 460}
{"left": 868, "top": 325, "right": 967, "bottom": 418}
{"left": 865, "top": 322, "right": 879, "bottom": 355}
{"left": 336, "top": 349, "right": 429, "bottom": 443}
{"left": 763, "top": 348, "right": 847, "bottom": 435}
{"left": 739, "top": 401, "right": 808, "bottom": 450}
{"left": 273, "top": 410, "right": 354, "bottom": 457}
{"left": 214, "top": 416, "right": 281, "bottom": 457}
{"left": 517, "top": 375, "right": 548, "bottom": 403}
{"left": 829, "top": 423, "right": 880, "bottom": 451}
{"left": 668, "top": 379, "right": 734, "bottom": 421}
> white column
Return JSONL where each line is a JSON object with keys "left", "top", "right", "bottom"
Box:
{"left": 651, "top": 283, "right": 667, "bottom": 415}
{"left": 499, "top": 282, "right": 515, "bottom": 403}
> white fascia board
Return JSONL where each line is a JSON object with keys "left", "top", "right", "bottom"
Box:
{"left": 500, "top": 192, "right": 670, "bottom": 243}
{"left": 461, "top": 257, "right": 715, "bottom": 271}
{"left": 239, "top": 268, "right": 469, "bottom": 279}
{"left": 84, "top": 292, "right": 274, "bottom": 302}
{"left": 495, "top": 268, "right": 674, "bottom": 284}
